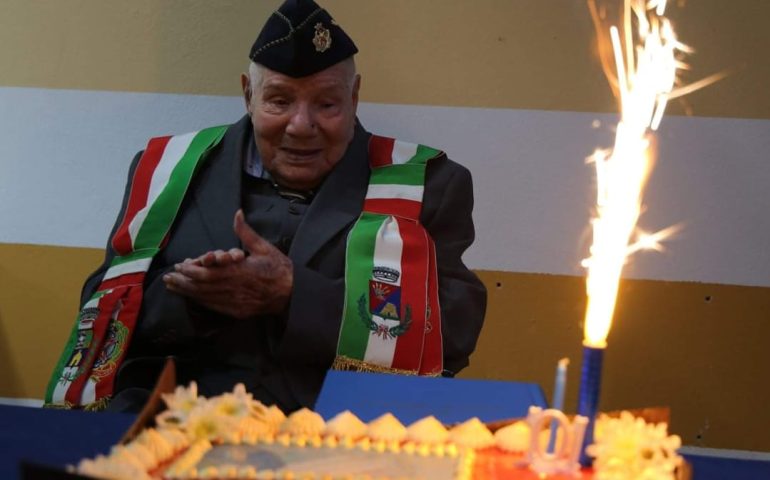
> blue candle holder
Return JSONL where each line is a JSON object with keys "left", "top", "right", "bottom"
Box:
{"left": 576, "top": 344, "right": 604, "bottom": 467}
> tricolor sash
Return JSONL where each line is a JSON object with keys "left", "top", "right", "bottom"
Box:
{"left": 333, "top": 135, "right": 444, "bottom": 376}
{"left": 44, "top": 126, "right": 227, "bottom": 409}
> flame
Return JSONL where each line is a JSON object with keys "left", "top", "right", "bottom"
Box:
{"left": 582, "top": 0, "right": 687, "bottom": 348}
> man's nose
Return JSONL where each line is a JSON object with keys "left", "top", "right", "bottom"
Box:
{"left": 286, "top": 103, "right": 316, "bottom": 136}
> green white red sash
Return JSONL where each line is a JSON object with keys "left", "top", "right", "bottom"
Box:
{"left": 334, "top": 136, "right": 444, "bottom": 376}
{"left": 45, "top": 126, "right": 227, "bottom": 409}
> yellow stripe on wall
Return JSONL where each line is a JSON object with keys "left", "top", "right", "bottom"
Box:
{"left": 1, "top": 243, "right": 768, "bottom": 451}
{"left": 1, "top": 0, "right": 767, "bottom": 119}
{"left": 463, "top": 271, "right": 770, "bottom": 453}
{"left": 0, "top": 244, "right": 104, "bottom": 400}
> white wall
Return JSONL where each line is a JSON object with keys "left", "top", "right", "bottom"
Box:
{"left": 2, "top": 86, "right": 769, "bottom": 287}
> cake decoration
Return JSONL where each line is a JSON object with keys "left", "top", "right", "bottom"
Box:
{"left": 77, "top": 453, "right": 152, "bottom": 480}
{"left": 323, "top": 410, "right": 367, "bottom": 439}
{"left": 366, "top": 412, "right": 407, "bottom": 442}
{"left": 524, "top": 406, "right": 588, "bottom": 476}
{"left": 279, "top": 407, "right": 325, "bottom": 436}
{"left": 587, "top": 411, "right": 683, "bottom": 480}
{"left": 156, "top": 383, "right": 205, "bottom": 428}
{"left": 448, "top": 417, "right": 495, "bottom": 449}
{"left": 406, "top": 415, "right": 449, "bottom": 445}
{"left": 76, "top": 426, "right": 191, "bottom": 480}
{"left": 263, "top": 405, "right": 287, "bottom": 433}
{"left": 493, "top": 420, "right": 530, "bottom": 453}
{"left": 70, "top": 382, "right": 686, "bottom": 480}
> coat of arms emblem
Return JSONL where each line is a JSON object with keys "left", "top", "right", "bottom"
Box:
{"left": 312, "top": 22, "right": 332, "bottom": 52}
{"left": 358, "top": 279, "right": 413, "bottom": 340}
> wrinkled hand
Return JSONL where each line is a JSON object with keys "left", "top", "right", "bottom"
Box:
{"left": 163, "top": 210, "right": 293, "bottom": 319}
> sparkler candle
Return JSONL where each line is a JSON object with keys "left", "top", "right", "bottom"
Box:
{"left": 576, "top": 0, "right": 721, "bottom": 465}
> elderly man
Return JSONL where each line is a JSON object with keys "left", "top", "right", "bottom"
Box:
{"left": 46, "top": 0, "right": 486, "bottom": 413}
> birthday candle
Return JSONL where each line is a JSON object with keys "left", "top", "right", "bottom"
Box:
{"left": 548, "top": 358, "right": 569, "bottom": 453}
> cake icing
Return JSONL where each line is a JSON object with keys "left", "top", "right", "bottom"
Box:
{"left": 366, "top": 412, "right": 407, "bottom": 442}
{"left": 72, "top": 383, "right": 685, "bottom": 480}
{"left": 494, "top": 420, "right": 531, "bottom": 453}
{"left": 407, "top": 415, "right": 450, "bottom": 444}
{"left": 323, "top": 410, "right": 368, "bottom": 439}
{"left": 449, "top": 417, "right": 495, "bottom": 449}
{"left": 279, "top": 407, "right": 325, "bottom": 437}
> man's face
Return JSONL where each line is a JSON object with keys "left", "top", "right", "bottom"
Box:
{"left": 243, "top": 61, "right": 360, "bottom": 191}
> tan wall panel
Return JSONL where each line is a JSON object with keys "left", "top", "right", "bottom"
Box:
{"left": 1, "top": 244, "right": 768, "bottom": 451}
{"left": 0, "top": 244, "right": 104, "bottom": 399}
{"left": 1, "top": 0, "right": 767, "bottom": 118}
{"left": 462, "top": 271, "right": 770, "bottom": 452}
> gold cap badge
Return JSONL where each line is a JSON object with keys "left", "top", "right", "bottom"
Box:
{"left": 313, "top": 22, "right": 332, "bottom": 52}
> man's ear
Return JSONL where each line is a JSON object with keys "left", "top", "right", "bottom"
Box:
{"left": 351, "top": 74, "right": 361, "bottom": 107}
{"left": 241, "top": 73, "right": 252, "bottom": 115}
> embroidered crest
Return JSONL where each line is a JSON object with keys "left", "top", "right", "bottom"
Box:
{"left": 313, "top": 22, "right": 332, "bottom": 52}
{"left": 372, "top": 266, "right": 400, "bottom": 283}
{"left": 369, "top": 280, "right": 401, "bottom": 320}
{"left": 358, "top": 294, "right": 412, "bottom": 339}
{"left": 59, "top": 308, "right": 98, "bottom": 381}
{"left": 90, "top": 320, "right": 129, "bottom": 381}
{"left": 67, "top": 330, "right": 93, "bottom": 367}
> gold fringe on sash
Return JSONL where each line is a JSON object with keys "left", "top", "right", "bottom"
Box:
{"left": 83, "top": 396, "right": 112, "bottom": 412}
{"left": 43, "top": 397, "right": 111, "bottom": 411}
{"left": 43, "top": 401, "right": 74, "bottom": 410}
{"left": 332, "top": 355, "right": 419, "bottom": 376}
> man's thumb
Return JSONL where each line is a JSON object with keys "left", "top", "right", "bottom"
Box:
{"left": 233, "top": 209, "right": 270, "bottom": 255}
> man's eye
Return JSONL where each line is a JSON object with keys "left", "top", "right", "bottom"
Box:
{"left": 319, "top": 101, "right": 340, "bottom": 111}
{"left": 265, "top": 97, "right": 290, "bottom": 108}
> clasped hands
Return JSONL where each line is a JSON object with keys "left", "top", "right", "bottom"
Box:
{"left": 163, "top": 210, "right": 293, "bottom": 319}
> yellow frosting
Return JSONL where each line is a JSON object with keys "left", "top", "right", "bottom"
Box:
{"left": 77, "top": 454, "right": 152, "bottom": 480}
{"left": 494, "top": 421, "right": 531, "bottom": 452}
{"left": 239, "top": 415, "right": 272, "bottom": 438}
{"left": 184, "top": 406, "right": 238, "bottom": 441}
{"left": 264, "top": 405, "right": 288, "bottom": 434}
{"left": 448, "top": 417, "right": 495, "bottom": 449}
{"left": 134, "top": 428, "right": 174, "bottom": 461}
{"left": 406, "top": 415, "right": 449, "bottom": 444}
{"left": 158, "top": 428, "right": 190, "bottom": 451}
{"left": 164, "top": 439, "right": 212, "bottom": 477}
{"left": 280, "top": 408, "right": 326, "bottom": 436}
{"left": 367, "top": 413, "right": 407, "bottom": 442}
{"left": 110, "top": 443, "right": 156, "bottom": 469}
{"left": 323, "top": 410, "right": 368, "bottom": 439}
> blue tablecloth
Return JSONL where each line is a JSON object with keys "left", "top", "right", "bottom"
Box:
{"left": 315, "top": 370, "right": 548, "bottom": 424}
{"left": 0, "top": 405, "right": 134, "bottom": 479}
{"left": 680, "top": 447, "right": 770, "bottom": 480}
{"left": 3, "top": 371, "right": 769, "bottom": 479}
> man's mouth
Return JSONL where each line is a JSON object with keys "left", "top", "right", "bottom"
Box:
{"left": 280, "top": 147, "right": 322, "bottom": 159}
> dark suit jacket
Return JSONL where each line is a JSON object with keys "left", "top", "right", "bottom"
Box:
{"left": 83, "top": 115, "right": 486, "bottom": 412}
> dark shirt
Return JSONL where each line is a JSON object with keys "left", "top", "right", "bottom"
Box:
{"left": 241, "top": 174, "right": 312, "bottom": 255}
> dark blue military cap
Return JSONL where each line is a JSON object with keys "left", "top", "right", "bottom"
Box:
{"left": 249, "top": 0, "right": 359, "bottom": 77}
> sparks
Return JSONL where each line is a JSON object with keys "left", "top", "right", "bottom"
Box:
{"left": 582, "top": 0, "right": 697, "bottom": 348}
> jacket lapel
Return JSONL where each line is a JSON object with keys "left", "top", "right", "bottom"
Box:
{"left": 290, "top": 124, "right": 371, "bottom": 267}
{"left": 190, "top": 115, "right": 251, "bottom": 250}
